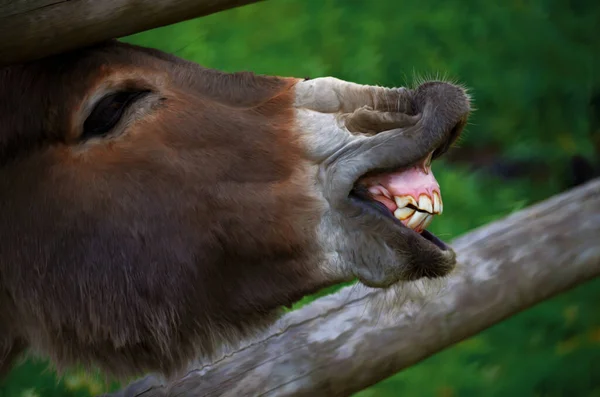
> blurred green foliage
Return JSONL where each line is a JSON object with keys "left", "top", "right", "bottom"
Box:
{"left": 2, "top": 0, "right": 599, "bottom": 396}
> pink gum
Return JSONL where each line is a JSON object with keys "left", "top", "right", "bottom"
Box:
{"left": 363, "top": 165, "right": 441, "bottom": 213}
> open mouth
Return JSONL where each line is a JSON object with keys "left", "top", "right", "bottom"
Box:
{"left": 352, "top": 152, "right": 449, "bottom": 250}
{"left": 347, "top": 81, "right": 470, "bottom": 253}
{"left": 350, "top": 121, "right": 461, "bottom": 253}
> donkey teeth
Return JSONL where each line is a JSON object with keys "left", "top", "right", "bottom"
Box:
{"left": 394, "top": 193, "right": 443, "bottom": 215}
{"left": 393, "top": 207, "right": 415, "bottom": 220}
{"left": 420, "top": 214, "right": 434, "bottom": 231}
{"left": 394, "top": 195, "right": 417, "bottom": 208}
{"left": 418, "top": 194, "right": 433, "bottom": 214}
{"left": 433, "top": 191, "right": 443, "bottom": 215}
{"left": 407, "top": 211, "right": 428, "bottom": 230}
{"left": 392, "top": 194, "right": 440, "bottom": 231}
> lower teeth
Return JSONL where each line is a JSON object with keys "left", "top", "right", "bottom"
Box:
{"left": 395, "top": 208, "right": 434, "bottom": 232}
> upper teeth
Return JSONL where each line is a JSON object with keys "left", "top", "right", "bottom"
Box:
{"left": 394, "top": 195, "right": 417, "bottom": 208}
{"left": 392, "top": 192, "right": 442, "bottom": 232}
{"left": 419, "top": 194, "right": 433, "bottom": 214}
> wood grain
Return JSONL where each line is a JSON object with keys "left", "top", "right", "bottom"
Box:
{"left": 0, "top": 0, "right": 265, "bottom": 66}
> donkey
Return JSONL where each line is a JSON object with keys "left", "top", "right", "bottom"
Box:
{"left": 0, "top": 39, "right": 470, "bottom": 379}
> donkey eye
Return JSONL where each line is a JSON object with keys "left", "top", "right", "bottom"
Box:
{"left": 82, "top": 91, "right": 149, "bottom": 140}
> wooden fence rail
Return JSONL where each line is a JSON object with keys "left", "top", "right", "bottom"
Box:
{"left": 0, "top": 0, "right": 265, "bottom": 66}
{"left": 104, "top": 178, "right": 600, "bottom": 397}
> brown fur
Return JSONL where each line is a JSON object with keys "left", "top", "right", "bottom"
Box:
{"left": 0, "top": 41, "right": 330, "bottom": 378}
{"left": 0, "top": 40, "right": 470, "bottom": 380}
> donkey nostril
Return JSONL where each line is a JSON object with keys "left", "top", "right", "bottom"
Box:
{"left": 432, "top": 118, "right": 467, "bottom": 160}
{"left": 450, "top": 117, "right": 468, "bottom": 141}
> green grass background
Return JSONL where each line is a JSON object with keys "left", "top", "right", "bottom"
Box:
{"left": 2, "top": 0, "right": 599, "bottom": 396}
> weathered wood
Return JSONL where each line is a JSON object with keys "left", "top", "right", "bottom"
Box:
{"left": 104, "top": 178, "right": 600, "bottom": 397}
{"left": 0, "top": 0, "right": 265, "bottom": 66}
{"left": 0, "top": 0, "right": 60, "bottom": 18}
